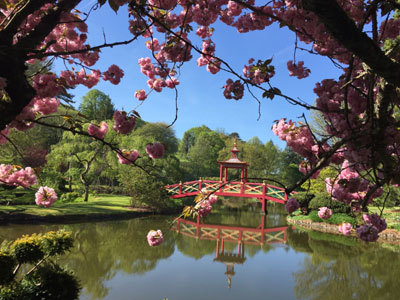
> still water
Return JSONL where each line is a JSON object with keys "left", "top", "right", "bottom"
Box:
{"left": 1, "top": 204, "right": 400, "bottom": 300}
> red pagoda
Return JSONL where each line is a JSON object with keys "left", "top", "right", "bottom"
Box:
{"left": 218, "top": 142, "right": 248, "bottom": 183}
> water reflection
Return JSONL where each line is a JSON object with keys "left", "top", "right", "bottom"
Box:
{"left": 0, "top": 204, "right": 399, "bottom": 299}
{"left": 174, "top": 213, "right": 291, "bottom": 288}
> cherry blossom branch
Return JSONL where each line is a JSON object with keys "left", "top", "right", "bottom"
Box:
{"left": 302, "top": 0, "right": 400, "bottom": 87}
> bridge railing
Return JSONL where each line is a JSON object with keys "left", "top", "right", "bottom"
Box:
{"left": 164, "top": 179, "right": 287, "bottom": 202}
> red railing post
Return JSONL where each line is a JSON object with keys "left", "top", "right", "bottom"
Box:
{"left": 262, "top": 180, "right": 266, "bottom": 197}
{"left": 179, "top": 181, "right": 182, "bottom": 195}
{"left": 240, "top": 180, "right": 244, "bottom": 194}
{"left": 198, "top": 177, "right": 202, "bottom": 192}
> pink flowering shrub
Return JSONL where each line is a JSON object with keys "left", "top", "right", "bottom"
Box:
{"left": 88, "top": 121, "right": 108, "bottom": 139}
{"left": 117, "top": 150, "right": 139, "bottom": 164}
{"left": 318, "top": 207, "right": 332, "bottom": 219}
{"left": 338, "top": 223, "right": 352, "bottom": 236}
{"left": 147, "top": 230, "right": 164, "bottom": 246}
{"left": 145, "top": 142, "right": 165, "bottom": 159}
{"left": 35, "top": 186, "right": 57, "bottom": 208}
{"left": 285, "top": 197, "right": 300, "bottom": 214}
{"left": 113, "top": 110, "right": 136, "bottom": 134}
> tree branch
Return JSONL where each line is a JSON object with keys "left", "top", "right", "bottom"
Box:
{"left": 302, "top": 0, "right": 400, "bottom": 87}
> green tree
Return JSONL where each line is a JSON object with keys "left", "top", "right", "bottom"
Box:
{"left": 78, "top": 89, "right": 115, "bottom": 122}
{"left": 242, "top": 137, "right": 267, "bottom": 179}
{"left": 44, "top": 126, "right": 112, "bottom": 201}
{"left": 264, "top": 140, "right": 281, "bottom": 180}
{"left": 279, "top": 147, "right": 303, "bottom": 189}
{"left": 187, "top": 131, "right": 225, "bottom": 179}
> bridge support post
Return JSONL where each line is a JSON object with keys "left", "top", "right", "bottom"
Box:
{"left": 261, "top": 198, "right": 268, "bottom": 215}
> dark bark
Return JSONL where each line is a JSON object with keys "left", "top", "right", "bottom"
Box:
{"left": 302, "top": 0, "right": 400, "bottom": 87}
{"left": 0, "top": 0, "right": 81, "bottom": 131}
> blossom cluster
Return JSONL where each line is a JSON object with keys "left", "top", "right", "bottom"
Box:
{"left": 0, "top": 165, "right": 37, "bottom": 188}
{"left": 35, "top": 186, "right": 57, "bottom": 208}
{"left": 146, "top": 230, "right": 164, "bottom": 247}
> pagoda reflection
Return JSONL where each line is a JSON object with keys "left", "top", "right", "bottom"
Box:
{"left": 174, "top": 214, "right": 291, "bottom": 288}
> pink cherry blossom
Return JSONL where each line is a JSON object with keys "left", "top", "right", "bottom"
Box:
{"left": 338, "top": 223, "right": 352, "bottom": 236}
{"left": 113, "top": 110, "right": 136, "bottom": 134}
{"left": 198, "top": 200, "right": 212, "bottom": 218}
{"left": 147, "top": 229, "right": 164, "bottom": 246}
{"left": 117, "top": 149, "right": 139, "bottom": 164}
{"left": 145, "top": 142, "right": 165, "bottom": 159}
{"left": 135, "top": 89, "right": 147, "bottom": 101}
{"left": 287, "top": 60, "right": 310, "bottom": 79}
{"left": 223, "top": 79, "right": 244, "bottom": 100}
{"left": 356, "top": 225, "right": 379, "bottom": 242}
{"left": 35, "top": 186, "right": 57, "bottom": 208}
{"left": 103, "top": 64, "right": 124, "bottom": 85}
{"left": 0, "top": 165, "right": 37, "bottom": 188}
{"left": 208, "top": 194, "right": 218, "bottom": 205}
{"left": 318, "top": 207, "right": 332, "bottom": 219}
{"left": 285, "top": 197, "right": 300, "bottom": 214}
{"left": 88, "top": 121, "right": 108, "bottom": 139}
{"left": 363, "top": 213, "right": 387, "bottom": 233}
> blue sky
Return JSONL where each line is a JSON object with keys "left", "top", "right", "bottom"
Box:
{"left": 54, "top": 1, "right": 342, "bottom": 148}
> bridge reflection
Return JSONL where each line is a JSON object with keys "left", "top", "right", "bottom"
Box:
{"left": 174, "top": 215, "right": 292, "bottom": 288}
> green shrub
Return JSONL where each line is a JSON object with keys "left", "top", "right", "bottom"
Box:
{"left": 0, "top": 188, "right": 35, "bottom": 205}
{"left": 11, "top": 235, "right": 44, "bottom": 264}
{"left": 309, "top": 192, "right": 351, "bottom": 214}
{"left": 59, "top": 192, "right": 80, "bottom": 203}
{"left": 307, "top": 211, "right": 357, "bottom": 226}
{"left": 0, "top": 252, "right": 15, "bottom": 285}
{"left": 0, "top": 231, "right": 79, "bottom": 300}
{"left": 324, "top": 213, "right": 357, "bottom": 226}
{"left": 294, "top": 191, "right": 315, "bottom": 213}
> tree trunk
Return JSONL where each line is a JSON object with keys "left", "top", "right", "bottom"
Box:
{"left": 84, "top": 184, "right": 89, "bottom": 202}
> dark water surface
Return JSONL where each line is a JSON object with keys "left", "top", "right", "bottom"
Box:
{"left": 1, "top": 204, "right": 400, "bottom": 300}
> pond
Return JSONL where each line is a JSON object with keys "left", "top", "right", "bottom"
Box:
{"left": 1, "top": 203, "right": 400, "bottom": 300}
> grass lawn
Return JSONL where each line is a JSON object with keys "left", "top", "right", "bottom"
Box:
{"left": 0, "top": 194, "right": 145, "bottom": 218}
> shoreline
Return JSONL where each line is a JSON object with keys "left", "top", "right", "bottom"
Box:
{"left": 287, "top": 216, "right": 400, "bottom": 244}
{"left": 0, "top": 209, "right": 155, "bottom": 225}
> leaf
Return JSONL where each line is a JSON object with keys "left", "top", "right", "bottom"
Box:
{"left": 194, "top": 194, "right": 203, "bottom": 203}
{"left": 132, "top": 110, "right": 141, "bottom": 118}
{"left": 97, "top": 0, "right": 107, "bottom": 6}
{"left": 264, "top": 58, "right": 273, "bottom": 65}
{"left": 262, "top": 89, "right": 275, "bottom": 100}
{"left": 108, "top": 0, "right": 120, "bottom": 13}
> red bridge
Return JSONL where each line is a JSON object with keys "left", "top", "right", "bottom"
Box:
{"left": 165, "top": 142, "right": 289, "bottom": 213}
{"left": 165, "top": 179, "right": 288, "bottom": 213}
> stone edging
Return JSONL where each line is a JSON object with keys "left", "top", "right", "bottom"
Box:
{"left": 287, "top": 217, "right": 400, "bottom": 244}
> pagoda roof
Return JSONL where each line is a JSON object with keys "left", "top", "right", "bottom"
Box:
{"left": 218, "top": 157, "right": 248, "bottom": 165}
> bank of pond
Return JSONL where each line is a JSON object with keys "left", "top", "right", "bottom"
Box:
{"left": 0, "top": 204, "right": 399, "bottom": 300}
